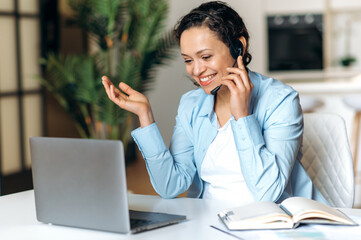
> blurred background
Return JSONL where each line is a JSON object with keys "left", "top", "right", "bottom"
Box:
{"left": 1, "top": 0, "right": 361, "bottom": 206}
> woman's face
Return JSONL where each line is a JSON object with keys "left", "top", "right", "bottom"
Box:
{"left": 180, "top": 26, "right": 235, "bottom": 95}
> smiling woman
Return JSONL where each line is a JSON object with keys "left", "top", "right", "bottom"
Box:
{"left": 102, "top": 1, "right": 329, "bottom": 206}
{"left": 180, "top": 27, "right": 236, "bottom": 91}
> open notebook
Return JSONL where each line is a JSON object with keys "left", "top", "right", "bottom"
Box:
{"left": 30, "top": 137, "right": 186, "bottom": 233}
{"left": 218, "top": 197, "right": 357, "bottom": 230}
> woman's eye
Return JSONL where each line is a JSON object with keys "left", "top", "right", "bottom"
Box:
{"left": 202, "top": 55, "right": 211, "bottom": 60}
{"left": 184, "top": 59, "right": 192, "bottom": 64}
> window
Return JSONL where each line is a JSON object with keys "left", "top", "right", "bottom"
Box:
{"left": 0, "top": 0, "right": 58, "bottom": 195}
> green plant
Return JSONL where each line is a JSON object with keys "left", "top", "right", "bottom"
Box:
{"left": 38, "top": 0, "right": 176, "bottom": 148}
{"left": 340, "top": 56, "right": 356, "bottom": 67}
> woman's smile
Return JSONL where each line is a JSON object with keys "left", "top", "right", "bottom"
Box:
{"left": 199, "top": 73, "right": 217, "bottom": 86}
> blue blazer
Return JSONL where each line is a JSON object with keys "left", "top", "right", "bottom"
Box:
{"left": 131, "top": 70, "right": 328, "bottom": 205}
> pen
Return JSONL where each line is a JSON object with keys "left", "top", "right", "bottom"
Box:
{"left": 210, "top": 225, "right": 245, "bottom": 240}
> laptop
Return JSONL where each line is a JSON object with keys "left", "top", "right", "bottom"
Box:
{"left": 29, "top": 137, "right": 186, "bottom": 233}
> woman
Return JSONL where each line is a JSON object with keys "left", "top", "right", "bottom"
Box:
{"left": 102, "top": 1, "right": 328, "bottom": 205}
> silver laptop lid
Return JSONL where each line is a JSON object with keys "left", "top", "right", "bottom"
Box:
{"left": 30, "top": 137, "right": 130, "bottom": 233}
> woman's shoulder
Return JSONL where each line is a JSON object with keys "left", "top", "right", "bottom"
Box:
{"left": 251, "top": 70, "right": 295, "bottom": 95}
{"left": 250, "top": 70, "right": 301, "bottom": 120}
{"left": 177, "top": 88, "right": 212, "bottom": 120}
{"left": 179, "top": 88, "right": 207, "bottom": 108}
{"left": 180, "top": 87, "right": 205, "bottom": 99}
{"left": 250, "top": 70, "right": 298, "bottom": 106}
{"left": 250, "top": 71, "right": 302, "bottom": 127}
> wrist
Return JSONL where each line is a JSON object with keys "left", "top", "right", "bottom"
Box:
{"left": 233, "top": 110, "right": 250, "bottom": 121}
{"left": 138, "top": 108, "right": 155, "bottom": 128}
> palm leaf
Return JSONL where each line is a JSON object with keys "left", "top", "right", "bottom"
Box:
{"left": 139, "top": 30, "right": 177, "bottom": 93}
{"left": 38, "top": 0, "right": 176, "bottom": 142}
{"left": 87, "top": 0, "right": 125, "bottom": 38}
{"left": 39, "top": 54, "right": 100, "bottom": 138}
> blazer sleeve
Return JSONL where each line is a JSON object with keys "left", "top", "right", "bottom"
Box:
{"left": 231, "top": 88, "right": 303, "bottom": 202}
{"left": 131, "top": 110, "right": 196, "bottom": 199}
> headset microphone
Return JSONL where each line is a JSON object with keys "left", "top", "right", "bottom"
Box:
{"left": 210, "top": 85, "right": 222, "bottom": 95}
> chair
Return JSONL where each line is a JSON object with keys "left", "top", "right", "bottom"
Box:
{"left": 301, "top": 113, "right": 354, "bottom": 208}
{"left": 299, "top": 94, "right": 322, "bottom": 113}
{"left": 343, "top": 94, "right": 361, "bottom": 181}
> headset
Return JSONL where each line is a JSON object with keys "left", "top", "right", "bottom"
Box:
{"left": 192, "top": 11, "right": 244, "bottom": 95}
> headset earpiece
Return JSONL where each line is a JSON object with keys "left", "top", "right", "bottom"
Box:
{"left": 229, "top": 39, "right": 244, "bottom": 60}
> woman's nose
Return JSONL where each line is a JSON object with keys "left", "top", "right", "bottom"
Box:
{"left": 193, "top": 60, "right": 206, "bottom": 76}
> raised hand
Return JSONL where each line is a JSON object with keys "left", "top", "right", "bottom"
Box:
{"left": 102, "top": 76, "right": 155, "bottom": 128}
{"left": 220, "top": 56, "right": 253, "bottom": 120}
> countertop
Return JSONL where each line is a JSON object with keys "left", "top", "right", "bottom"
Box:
{"left": 269, "top": 68, "right": 361, "bottom": 94}
{"left": 287, "top": 75, "right": 361, "bottom": 94}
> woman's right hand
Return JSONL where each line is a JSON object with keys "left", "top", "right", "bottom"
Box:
{"left": 102, "top": 76, "right": 155, "bottom": 128}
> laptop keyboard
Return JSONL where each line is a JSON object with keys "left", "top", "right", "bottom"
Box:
{"left": 130, "top": 218, "right": 156, "bottom": 229}
{"left": 129, "top": 209, "right": 186, "bottom": 233}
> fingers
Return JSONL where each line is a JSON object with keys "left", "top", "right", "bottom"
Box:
{"left": 231, "top": 56, "right": 248, "bottom": 76}
{"left": 110, "top": 85, "right": 125, "bottom": 106}
{"left": 118, "top": 82, "right": 136, "bottom": 96}
{"left": 102, "top": 76, "right": 112, "bottom": 96}
{"left": 223, "top": 73, "right": 253, "bottom": 91}
{"left": 101, "top": 76, "right": 153, "bottom": 121}
{"left": 102, "top": 75, "right": 116, "bottom": 88}
{"left": 102, "top": 76, "right": 128, "bottom": 106}
{"left": 101, "top": 75, "right": 110, "bottom": 82}
{"left": 102, "top": 76, "right": 121, "bottom": 96}
{"left": 102, "top": 76, "right": 138, "bottom": 96}
{"left": 237, "top": 55, "right": 246, "bottom": 70}
{"left": 223, "top": 56, "right": 253, "bottom": 90}
{"left": 220, "top": 80, "right": 239, "bottom": 96}
{"left": 224, "top": 57, "right": 253, "bottom": 119}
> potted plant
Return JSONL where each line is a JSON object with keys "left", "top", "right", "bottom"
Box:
{"left": 340, "top": 56, "right": 356, "bottom": 67}
{"left": 340, "top": 15, "right": 357, "bottom": 67}
{"left": 38, "top": 0, "right": 176, "bottom": 154}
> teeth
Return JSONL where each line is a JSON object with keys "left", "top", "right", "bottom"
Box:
{"left": 200, "top": 74, "right": 216, "bottom": 82}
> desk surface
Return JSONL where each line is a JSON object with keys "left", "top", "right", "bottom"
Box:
{"left": 1, "top": 190, "right": 361, "bottom": 240}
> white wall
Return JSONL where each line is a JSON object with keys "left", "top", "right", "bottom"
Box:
{"left": 331, "top": 12, "right": 361, "bottom": 69}
{"left": 265, "top": 0, "right": 325, "bottom": 14}
{"left": 146, "top": 0, "right": 201, "bottom": 145}
{"left": 147, "top": 0, "right": 266, "bottom": 144}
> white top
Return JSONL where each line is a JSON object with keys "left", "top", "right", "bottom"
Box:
{"left": 200, "top": 119, "right": 254, "bottom": 205}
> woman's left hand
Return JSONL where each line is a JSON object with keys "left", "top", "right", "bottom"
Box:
{"left": 221, "top": 55, "right": 253, "bottom": 120}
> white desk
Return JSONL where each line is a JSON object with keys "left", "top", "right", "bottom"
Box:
{"left": 1, "top": 190, "right": 361, "bottom": 240}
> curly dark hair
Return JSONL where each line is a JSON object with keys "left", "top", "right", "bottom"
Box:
{"left": 173, "top": 1, "right": 252, "bottom": 66}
